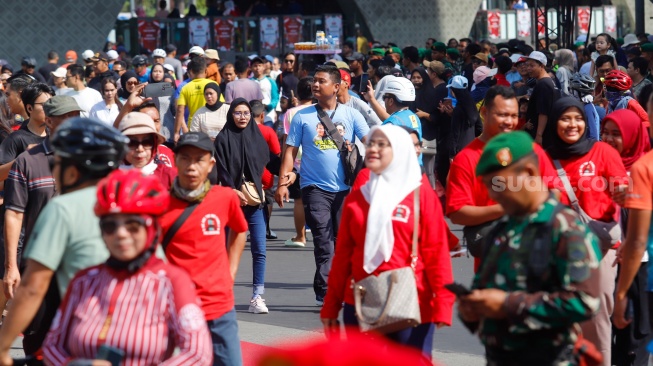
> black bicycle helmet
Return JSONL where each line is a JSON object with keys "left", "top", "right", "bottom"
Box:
{"left": 52, "top": 117, "right": 129, "bottom": 174}
{"left": 569, "top": 72, "right": 596, "bottom": 95}
{"left": 132, "top": 55, "right": 147, "bottom": 67}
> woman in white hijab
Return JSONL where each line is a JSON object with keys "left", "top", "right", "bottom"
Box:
{"left": 320, "top": 124, "right": 454, "bottom": 360}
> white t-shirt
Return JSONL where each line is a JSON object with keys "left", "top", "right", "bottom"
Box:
{"left": 89, "top": 101, "right": 120, "bottom": 125}
{"left": 63, "top": 88, "right": 103, "bottom": 117}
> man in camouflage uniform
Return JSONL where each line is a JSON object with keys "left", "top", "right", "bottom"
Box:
{"left": 458, "top": 131, "right": 603, "bottom": 365}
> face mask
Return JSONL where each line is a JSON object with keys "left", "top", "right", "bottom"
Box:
{"left": 605, "top": 90, "right": 622, "bottom": 103}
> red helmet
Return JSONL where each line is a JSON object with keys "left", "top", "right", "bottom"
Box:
{"left": 603, "top": 70, "right": 632, "bottom": 91}
{"left": 95, "top": 169, "right": 170, "bottom": 217}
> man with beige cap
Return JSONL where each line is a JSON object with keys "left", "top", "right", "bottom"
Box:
{"left": 205, "top": 49, "right": 222, "bottom": 84}
{"left": 118, "top": 111, "right": 176, "bottom": 189}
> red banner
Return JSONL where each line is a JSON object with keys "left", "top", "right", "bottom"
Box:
{"left": 283, "top": 16, "right": 302, "bottom": 47}
{"left": 517, "top": 10, "right": 531, "bottom": 37}
{"left": 138, "top": 19, "right": 160, "bottom": 53}
{"left": 578, "top": 7, "right": 590, "bottom": 34}
{"left": 214, "top": 18, "right": 234, "bottom": 51}
{"left": 537, "top": 9, "right": 545, "bottom": 37}
{"left": 604, "top": 6, "right": 616, "bottom": 34}
{"left": 487, "top": 11, "right": 501, "bottom": 40}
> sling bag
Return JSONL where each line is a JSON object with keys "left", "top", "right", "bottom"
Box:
{"left": 316, "top": 105, "right": 364, "bottom": 186}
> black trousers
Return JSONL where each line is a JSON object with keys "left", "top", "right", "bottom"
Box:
{"left": 301, "top": 185, "right": 348, "bottom": 300}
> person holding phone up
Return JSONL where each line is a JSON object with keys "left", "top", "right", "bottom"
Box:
{"left": 458, "top": 131, "right": 602, "bottom": 365}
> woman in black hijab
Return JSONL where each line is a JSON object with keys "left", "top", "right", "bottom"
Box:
{"left": 410, "top": 67, "right": 438, "bottom": 187}
{"left": 545, "top": 97, "right": 628, "bottom": 364}
{"left": 119, "top": 71, "right": 139, "bottom": 101}
{"left": 448, "top": 78, "right": 481, "bottom": 161}
{"left": 214, "top": 98, "right": 271, "bottom": 313}
{"left": 148, "top": 63, "right": 176, "bottom": 86}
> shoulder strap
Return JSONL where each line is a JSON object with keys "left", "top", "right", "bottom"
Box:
{"left": 552, "top": 159, "right": 582, "bottom": 212}
{"left": 410, "top": 187, "right": 420, "bottom": 269}
{"left": 161, "top": 202, "right": 200, "bottom": 251}
{"left": 315, "top": 105, "right": 346, "bottom": 151}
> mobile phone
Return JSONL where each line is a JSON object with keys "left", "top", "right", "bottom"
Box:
{"left": 442, "top": 98, "right": 453, "bottom": 107}
{"left": 444, "top": 282, "right": 472, "bottom": 297}
{"left": 142, "top": 82, "right": 175, "bottom": 98}
{"left": 97, "top": 344, "right": 125, "bottom": 366}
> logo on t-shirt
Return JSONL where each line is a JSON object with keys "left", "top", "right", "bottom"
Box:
{"left": 579, "top": 161, "right": 596, "bottom": 177}
{"left": 391, "top": 204, "right": 411, "bottom": 223}
{"left": 409, "top": 114, "right": 419, "bottom": 129}
{"left": 201, "top": 214, "right": 221, "bottom": 236}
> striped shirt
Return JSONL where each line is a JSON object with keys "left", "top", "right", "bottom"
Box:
{"left": 43, "top": 257, "right": 212, "bottom": 366}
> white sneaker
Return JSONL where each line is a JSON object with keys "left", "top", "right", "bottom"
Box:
{"left": 249, "top": 296, "right": 269, "bottom": 314}
{"left": 284, "top": 239, "right": 306, "bottom": 247}
{"left": 315, "top": 299, "right": 324, "bottom": 307}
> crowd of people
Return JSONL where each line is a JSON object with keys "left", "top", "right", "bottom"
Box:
{"left": 0, "top": 27, "right": 652, "bottom": 366}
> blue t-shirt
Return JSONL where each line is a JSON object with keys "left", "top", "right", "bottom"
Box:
{"left": 286, "top": 105, "right": 370, "bottom": 192}
{"left": 383, "top": 109, "right": 423, "bottom": 165}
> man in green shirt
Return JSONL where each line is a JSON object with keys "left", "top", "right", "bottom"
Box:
{"left": 458, "top": 131, "right": 602, "bottom": 365}
{"left": 0, "top": 118, "right": 128, "bottom": 363}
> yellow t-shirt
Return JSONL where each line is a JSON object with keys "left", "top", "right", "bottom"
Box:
{"left": 177, "top": 78, "right": 216, "bottom": 126}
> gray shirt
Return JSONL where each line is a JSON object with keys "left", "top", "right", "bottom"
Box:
{"left": 165, "top": 57, "right": 184, "bottom": 82}
{"left": 343, "top": 96, "right": 382, "bottom": 128}
{"left": 224, "top": 78, "right": 264, "bottom": 104}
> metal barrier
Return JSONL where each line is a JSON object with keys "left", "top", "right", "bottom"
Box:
{"left": 114, "top": 14, "right": 340, "bottom": 61}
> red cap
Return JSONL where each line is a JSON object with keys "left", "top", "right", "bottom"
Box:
{"left": 339, "top": 69, "right": 352, "bottom": 86}
{"left": 65, "top": 50, "right": 78, "bottom": 62}
{"left": 515, "top": 56, "right": 528, "bottom": 65}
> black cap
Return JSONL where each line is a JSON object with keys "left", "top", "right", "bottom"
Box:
{"left": 346, "top": 52, "right": 365, "bottom": 62}
{"left": 165, "top": 44, "right": 177, "bottom": 53}
{"left": 132, "top": 55, "right": 147, "bottom": 66}
{"left": 174, "top": 132, "right": 215, "bottom": 154}
{"left": 91, "top": 51, "right": 109, "bottom": 62}
{"left": 250, "top": 56, "right": 265, "bottom": 65}
{"left": 21, "top": 57, "right": 36, "bottom": 67}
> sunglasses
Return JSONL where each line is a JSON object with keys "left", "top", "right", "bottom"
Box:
{"left": 284, "top": 59, "right": 295, "bottom": 63}
{"left": 126, "top": 81, "right": 139, "bottom": 86}
{"left": 128, "top": 136, "right": 155, "bottom": 150}
{"left": 100, "top": 216, "right": 147, "bottom": 235}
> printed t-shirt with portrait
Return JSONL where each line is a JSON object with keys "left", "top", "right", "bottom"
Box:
{"left": 624, "top": 150, "right": 653, "bottom": 290}
{"left": 159, "top": 186, "right": 248, "bottom": 321}
{"left": 286, "top": 105, "right": 370, "bottom": 192}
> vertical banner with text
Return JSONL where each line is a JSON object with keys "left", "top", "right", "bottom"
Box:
{"left": 324, "top": 14, "right": 343, "bottom": 41}
{"left": 213, "top": 18, "right": 234, "bottom": 51}
{"left": 604, "top": 6, "right": 617, "bottom": 34}
{"left": 487, "top": 11, "right": 501, "bottom": 40}
{"left": 138, "top": 19, "right": 160, "bottom": 53}
{"left": 188, "top": 17, "right": 211, "bottom": 48}
{"left": 260, "top": 17, "right": 280, "bottom": 50}
{"left": 283, "top": 16, "right": 302, "bottom": 49}
{"left": 517, "top": 10, "right": 531, "bottom": 37}
{"left": 577, "top": 7, "right": 591, "bottom": 34}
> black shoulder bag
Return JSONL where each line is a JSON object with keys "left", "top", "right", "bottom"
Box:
{"left": 161, "top": 202, "right": 199, "bottom": 251}
{"left": 315, "top": 105, "right": 364, "bottom": 186}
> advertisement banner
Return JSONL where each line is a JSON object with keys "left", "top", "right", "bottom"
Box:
{"left": 214, "top": 18, "right": 234, "bottom": 51}
{"left": 324, "top": 14, "right": 343, "bottom": 40}
{"left": 283, "top": 16, "right": 302, "bottom": 47}
{"left": 138, "top": 19, "right": 160, "bottom": 53}
{"left": 517, "top": 9, "right": 531, "bottom": 37}
{"left": 260, "top": 17, "right": 280, "bottom": 50}
{"left": 604, "top": 6, "right": 617, "bottom": 34}
{"left": 487, "top": 11, "right": 501, "bottom": 40}
{"left": 578, "top": 7, "right": 591, "bottom": 34}
{"left": 188, "top": 17, "right": 211, "bottom": 48}
{"left": 537, "top": 9, "right": 545, "bottom": 37}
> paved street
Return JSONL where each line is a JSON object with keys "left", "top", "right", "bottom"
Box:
{"left": 234, "top": 200, "right": 486, "bottom": 365}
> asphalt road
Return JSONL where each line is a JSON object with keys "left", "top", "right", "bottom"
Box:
{"left": 233, "top": 200, "right": 486, "bottom": 364}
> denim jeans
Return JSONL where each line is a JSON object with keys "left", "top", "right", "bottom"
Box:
{"left": 343, "top": 304, "right": 435, "bottom": 358}
{"left": 301, "top": 186, "right": 348, "bottom": 300}
{"left": 243, "top": 206, "right": 266, "bottom": 297}
{"left": 207, "top": 308, "right": 243, "bottom": 366}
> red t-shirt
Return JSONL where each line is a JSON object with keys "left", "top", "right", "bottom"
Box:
{"left": 446, "top": 138, "right": 562, "bottom": 215}
{"left": 257, "top": 124, "right": 281, "bottom": 190}
{"left": 553, "top": 142, "right": 628, "bottom": 222}
{"left": 160, "top": 186, "right": 248, "bottom": 321}
{"left": 320, "top": 181, "right": 455, "bottom": 325}
{"left": 157, "top": 144, "right": 176, "bottom": 168}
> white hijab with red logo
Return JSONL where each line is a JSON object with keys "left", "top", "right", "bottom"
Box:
{"left": 361, "top": 124, "right": 422, "bottom": 274}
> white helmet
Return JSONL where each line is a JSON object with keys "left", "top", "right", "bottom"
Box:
{"left": 152, "top": 48, "right": 167, "bottom": 58}
{"left": 81, "top": 49, "right": 94, "bottom": 61}
{"left": 189, "top": 46, "right": 205, "bottom": 56}
{"left": 381, "top": 76, "right": 415, "bottom": 103}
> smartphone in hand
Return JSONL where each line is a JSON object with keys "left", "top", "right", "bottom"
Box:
{"left": 444, "top": 282, "right": 472, "bottom": 297}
